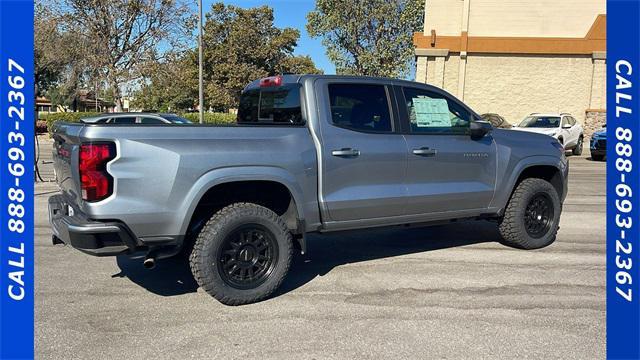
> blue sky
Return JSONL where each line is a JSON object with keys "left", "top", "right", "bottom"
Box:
{"left": 203, "top": 0, "right": 336, "bottom": 74}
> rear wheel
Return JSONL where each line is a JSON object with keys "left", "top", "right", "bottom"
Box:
{"left": 572, "top": 136, "right": 583, "bottom": 155}
{"left": 189, "top": 203, "right": 292, "bottom": 305}
{"left": 498, "top": 178, "right": 561, "bottom": 249}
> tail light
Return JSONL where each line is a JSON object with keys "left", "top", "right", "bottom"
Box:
{"left": 79, "top": 142, "right": 116, "bottom": 202}
{"left": 259, "top": 75, "right": 283, "bottom": 87}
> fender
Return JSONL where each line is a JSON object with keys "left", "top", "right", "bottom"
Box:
{"left": 490, "top": 155, "right": 568, "bottom": 211}
{"left": 177, "top": 166, "right": 307, "bottom": 236}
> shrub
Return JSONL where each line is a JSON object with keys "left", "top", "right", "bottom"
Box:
{"left": 42, "top": 111, "right": 238, "bottom": 135}
{"left": 41, "top": 112, "right": 99, "bottom": 134}
{"left": 36, "top": 120, "right": 48, "bottom": 134}
{"left": 180, "top": 112, "right": 237, "bottom": 125}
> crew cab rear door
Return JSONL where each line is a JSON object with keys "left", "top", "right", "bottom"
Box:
{"left": 314, "top": 78, "right": 408, "bottom": 222}
{"left": 395, "top": 85, "right": 497, "bottom": 215}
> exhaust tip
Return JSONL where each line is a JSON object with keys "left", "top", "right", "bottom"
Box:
{"left": 52, "top": 235, "right": 65, "bottom": 246}
{"left": 143, "top": 257, "right": 156, "bottom": 270}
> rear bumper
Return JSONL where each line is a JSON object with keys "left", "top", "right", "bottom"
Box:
{"left": 48, "top": 194, "right": 139, "bottom": 256}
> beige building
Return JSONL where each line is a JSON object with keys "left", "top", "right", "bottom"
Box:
{"left": 414, "top": 0, "right": 606, "bottom": 136}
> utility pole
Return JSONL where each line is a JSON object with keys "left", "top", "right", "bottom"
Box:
{"left": 95, "top": 80, "right": 98, "bottom": 112}
{"left": 198, "top": 0, "right": 204, "bottom": 124}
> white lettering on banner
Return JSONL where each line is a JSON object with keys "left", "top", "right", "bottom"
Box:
{"left": 616, "top": 60, "right": 633, "bottom": 118}
{"left": 5, "top": 58, "right": 27, "bottom": 301}
{"left": 613, "top": 59, "right": 635, "bottom": 303}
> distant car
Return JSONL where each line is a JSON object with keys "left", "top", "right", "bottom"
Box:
{"left": 590, "top": 125, "right": 606, "bottom": 161}
{"left": 512, "top": 113, "right": 584, "bottom": 155}
{"left": 481, "top": 113, "right": 511, "bottom": 128}
{"left": 80, "top": 112, "right": 192, "bottom": 125}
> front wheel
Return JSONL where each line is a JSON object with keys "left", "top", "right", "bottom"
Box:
{"left": 498, "top": 178, "right": 561, "bottom": 249}
{"left": 189, "top": 203, "right": 293, "bottom": 305}
{"left": 572, "top": 136, "right": 583, "bottom": 155}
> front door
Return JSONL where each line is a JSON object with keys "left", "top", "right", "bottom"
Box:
{"left": 397, "top": 86, "right": 497, "bottom": 215}
{"left": 316, "top": 80, "right": 408, "bottom": 222}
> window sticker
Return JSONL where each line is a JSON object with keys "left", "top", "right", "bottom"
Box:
{"left": 412, "top": 97, "right": 451, "bottom": 127}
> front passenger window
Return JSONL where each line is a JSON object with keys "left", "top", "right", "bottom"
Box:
{"left": 402, "top": 87, "right": 470, "bottom": 134}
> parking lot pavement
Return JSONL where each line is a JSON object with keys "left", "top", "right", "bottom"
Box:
{"left": 35, "top": 139, "right": 605, "bottom": 359}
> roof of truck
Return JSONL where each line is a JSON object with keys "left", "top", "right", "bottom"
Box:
{"left": 244, "top": 74, "right": 448, "bottom": 91}
{"left": 243, "top": 74, "right": 481, "bottom": 119}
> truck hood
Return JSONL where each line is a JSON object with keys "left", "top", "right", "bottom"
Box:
{"left": 492, "top": 128, "right": 565, "bottom": 158}
{"left": 511, "top": 127, "right": 559, "bottom": 137}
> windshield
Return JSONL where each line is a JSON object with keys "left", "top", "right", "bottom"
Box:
{"left": 161, "top": 114, "right": 191, "bottom": 124}
{"left": 518, "top": 116, "right": 560, "bottom": 128}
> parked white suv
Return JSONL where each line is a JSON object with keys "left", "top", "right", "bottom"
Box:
{"left": 512, "top": 113, "right": 584, "bottom": 155}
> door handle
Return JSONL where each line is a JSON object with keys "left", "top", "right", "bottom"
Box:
{"left": 412, "top": 147, "right": 437, "bottom": 157}
{"left": 331, "top": 148, "right": 360, "bottom": 157}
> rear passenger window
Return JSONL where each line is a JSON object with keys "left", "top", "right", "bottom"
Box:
{"left": 112, "top": 117, "right": 136, "bottom": 124}
{"left": 328, "top": 84, "right": 392, "bottom": 133}
{"left": 402, "top": 87, "right": 470, "bottom": 134}
{"left": 139, "top": 117, "right": 164, "bottom": 124}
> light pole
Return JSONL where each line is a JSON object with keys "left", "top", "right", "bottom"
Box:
{"left": 198, "top": 0, "right": 204, "bottom": 124}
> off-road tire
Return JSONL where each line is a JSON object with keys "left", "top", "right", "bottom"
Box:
{"left": 572, "top": 136, "right": 583, "bottom": 155}
{"left": 498, "top": 178, "right": 561, "bottom": 249}
{"left": 189, "top": 203, "right": 293, "bottom": 305}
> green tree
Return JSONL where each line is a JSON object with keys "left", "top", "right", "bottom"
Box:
{"left": 200, "top": 3, "right": 322, "bottom": 111}
{"left": 307, "top": 0, "right": 424, "bottom": 78}
{"left": 131, "top": 53, "right": 198, "bottom": 111}
{"left": 49, "top": 0, "right": 194, "bottom": 111}
{"left": 133, "top": 3, "right": 322, "bottom": 112}
{"left": 35, "top": 3, "right": 93, "bottom": 110}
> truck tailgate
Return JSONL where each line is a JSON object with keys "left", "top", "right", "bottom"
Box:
{"left": 51, "top": 122, "right": 84, "bottom": 204}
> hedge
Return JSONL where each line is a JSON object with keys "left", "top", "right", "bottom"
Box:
{"left": 41, "top": 111, "right": 237, "bottom": 134}
{"left": 40, "top": 112, "right": 99, "bottom": 134}
{"left": 179, "top": 112, "right": 237, "bottom": 125}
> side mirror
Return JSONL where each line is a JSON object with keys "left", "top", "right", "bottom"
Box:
{"left": 562, "top": 124, "right": 572, "bottom": 129}
{"left": 470, "top": 120, "right": 492, "bottom": 140}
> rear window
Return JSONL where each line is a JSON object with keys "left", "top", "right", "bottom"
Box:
{"left": 237, "top": 85, "right": 303, "bottom": 125}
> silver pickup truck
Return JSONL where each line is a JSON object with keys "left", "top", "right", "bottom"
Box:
{"left": 49, "top": 75, "right": 568, "bottom": 305}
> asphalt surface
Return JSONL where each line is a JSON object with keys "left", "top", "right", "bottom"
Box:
{"left": 35, "top": 136, "right": 605, "bottom": 359}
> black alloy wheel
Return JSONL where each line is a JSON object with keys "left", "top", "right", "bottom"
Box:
{"left": 524, "top": 193, "right": 554, "bottom": 238}
{"left": 189, "top": 202, "right": 293, "bottom": 305}
{"left": 217, "top": 224, "right": 278, "bottom": 289}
